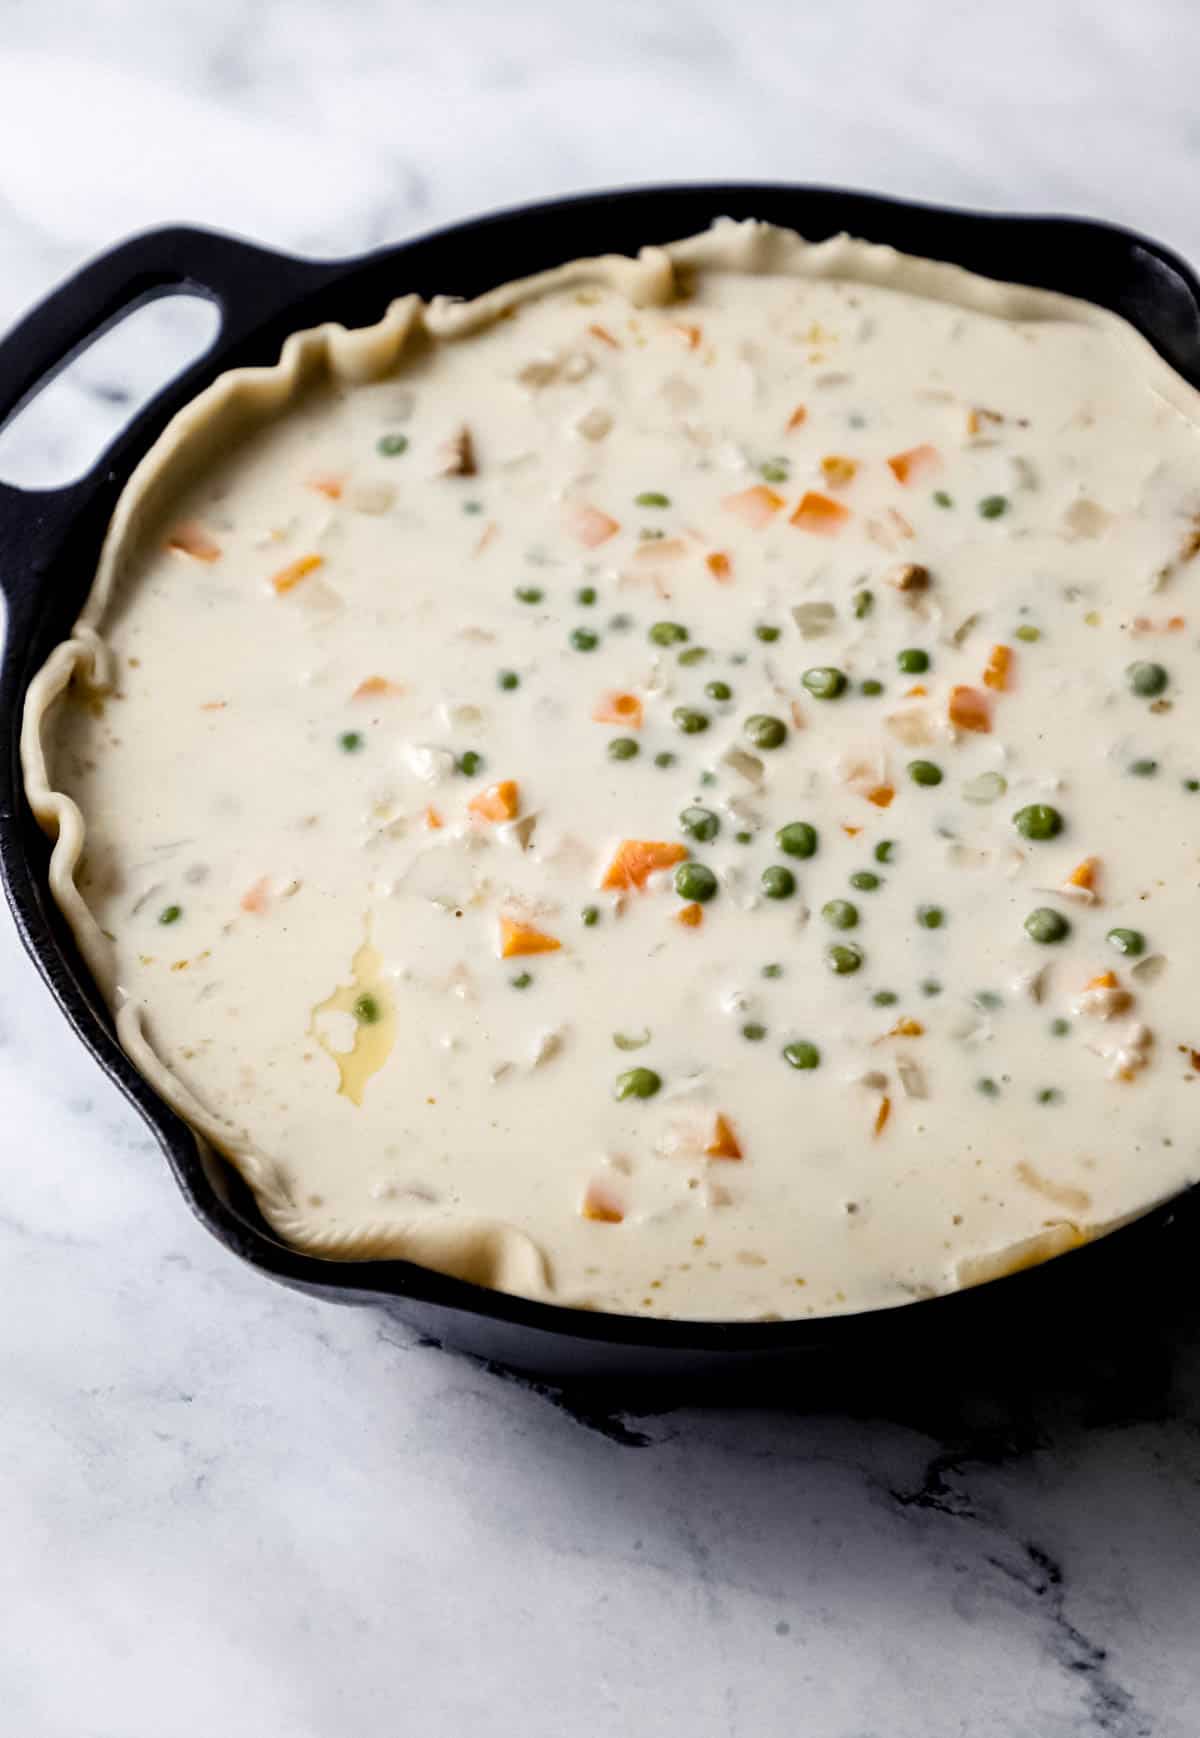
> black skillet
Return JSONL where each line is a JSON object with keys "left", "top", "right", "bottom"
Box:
{"left": 2, "top": 186, "right": 1199, "bottom": 1385}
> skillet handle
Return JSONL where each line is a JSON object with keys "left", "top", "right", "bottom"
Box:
{"left": 0, "top": 225, "right": 337, "bottom": 640}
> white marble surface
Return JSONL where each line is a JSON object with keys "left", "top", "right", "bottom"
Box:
{"left": 3, "top": 4, "right": 1200, "bottom": 1733}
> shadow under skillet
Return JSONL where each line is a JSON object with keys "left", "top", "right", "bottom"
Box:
{"left": 391, "top": 1237, "right": 1200, "bottom": 1454}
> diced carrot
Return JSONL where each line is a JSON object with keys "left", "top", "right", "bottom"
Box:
{"left": 601, "top": 839, "right": 688, "bottom": 891}
{"left": 165, "top": 521, "right": 221, "bottom": 562}
{"left": 905, "top": 684, "right": 928, "bottom": 698}
{"left": 1086, "top": 970, "right": 1118, "bottom": 990}
{"left": 785, "top": 405, "right": 808, "bottom": 432}
{"left": 200, "top": 701, "right": 227, "bottom": 712}
{"left": 983, "top": 644, "right": 1012, "bottom": 692}
{"left": 1068, "top": 858, "right": 1099, "bottom": 890}
{"left": 473, "top": 521, "right": 499, "bottom": 557}
{"left": 1169, "top": 615, "right": 1186, "bottom": 631}
{"left": 706, "top": 1113, "right": 743, "bottom": 1161}
{"left": 240, "top": 877, "right": 270, "bottom": 915}
{"left": 469, "top": 780, "right": 520, "bottom": 822}
{"left": 722, "top": 484, "right": 785, "bottom": 528}
{"left": 866, "top": 784, "right": 895, "bottom": 808}
{"left": 790, "top": 491, "right": 850, "bottom": 533}
{"left": 842, "top": 825, "right": 862, "bottom": 838}
{"left": 820, "top": 455, "right": 858, "bottom": 489}
{"left": 706, "top": 550, "right": 732, "bottom": 582}
{"left": 874, "top": 1095, "right": 891, "bottom": 1137}
{"left": 587, "top": 323, "right": 620, "bottom": 348}
{"left": 353, "top": 676, "right": 403, "bottom": 700}
{"left": 499, "top": 918, "right": 561, "bottom": 958}
{"left": 307, "top": 474, "right": 344, "bottom": 500}
{"left": 423, "top": 805, "right": 443, "bottom": 830}
{"left": 948, "top": 685, "right": 991, "bottom": 733}
{"left": 566, "top": 504, "right": 621, "bottom": 548}
{"left": 887, "top": 1018, "right": 924, "bottom": 1038}
{"left": 887, "top": 444, "right": 940, "bottom": 485}
{"left": 271, "top": 553, "right": 324, "bottom": 594}
{"left": 593, "top": 692, "right": 644, "bottom": 728}
{"left": 671, "top": 322, "right": 702, "bottom": 349}
{"left": 676, "top": 902, "right": 703, "bottom": 928}
{"left": 581, "top": 1181, "right": 624, "bottom": 1223}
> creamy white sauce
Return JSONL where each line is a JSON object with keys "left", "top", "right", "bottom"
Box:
{"left": 23, "top": 222, "right": 1200, "bottom": 1320}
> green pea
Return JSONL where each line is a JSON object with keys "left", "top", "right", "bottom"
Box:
{"left": 515, "top": 585, "right": 544, "bottom": 604}
{"left": 354, "top": 993, "right": 381, "bottom": 1023}
{"left": 1025, "top": 907, "right": 1070, "bottom": 944}
{"left": 826, "top": 944, "right": 863, "bottom": 975}
{"left": 1015, "top": 625, "right": 1041, "bottom": 643}
{"left": 678, "top": 646, "right": 708, "bottom": 666}
{"left": 920, "top": 979, "right": 942, "bottom": 997}
{"left": 1107, "top": 927, "right": 1145, "bottom": 957}
{"left": 679, "top": 806, "right": 719, "bottom": 842}
{"left": 339, "top": 731, "right": 364, "bottom": 753}
{"left": 977, "top": 1077, "right": 1000, "bottom": 1097}
{"left": 569, "top": 627, "right": 599, "bottom": 652}
{"left": 874, "top": 840, "right": 895, "bottom": 864}
{"left": 675, "top": 861, "right": 718, "bottom": 903}
{"left": 497, "top": 669, "right": 520, "bottom": 691}
{"left": 978, "top": 495, "right": 1009, "bottom": 519}
{"left": 1037, "top": 1087, "right": 1061, "bottom": 1105}
{"left": 576, "top": 585, "right": 597, "bottom": 606}
{"left": 975, "top": 990, "right": 1003, "bottom": 1010}
{"left": 755, "top": 624, "right": 782, "bottom": 643}
{"left": 822, "top": 899, "right": 859, "bottom": 930}
{"left": 1013, "top": 803, "right": 1063, "bottom": 841}
{"left": 745, "top": 714, "right": 787, "bottom": 750}
{"left": 852, "top": 589, "right": 874, "bottom": 619}
{"left": 761, "top": 865, "right": 796, "bottom": 900}
{"left": 734, "top": 831, "right": 753, "bottom": 845}
{"left": 510, "top": 972, "right": 533, "bottom": 990}
{"left": 1050, "top": 1017, "right": 1070, "bottom": 1036}
{"left": 1185, "top": 778, "right": 1200, "bottom": 792}
{"left": 1129, "top": 758, "right": 1158, "bottom": 778}
{"left": 673, "top": 707, "right": 710, "bottom": 735}
{"left": 907, "top": 760, "right": 942, "bottom": 787}
{"left": 608, "top": 737, "right": 639, "bottom": 761}
{"left": 760, "top": 459, "right": 789, "bottom": 484}
{"left": 917, "top": 904, "right": 945, "bottom": 930}
{"left": 860, "top": 679, "right": 884, "bottom": 697}
{"left": 458, "top": 750, "right": 484, "bottom": 776}
{"left": 609, "top": 612, "right": 633, "bottom": 632}
{"left": 377, "top": 433, "right": 409, "bottom": 456}
{"left": 654, "top": 751, "right": 676, "bottom": 768}
{"left": 742, "top": 1022, "right": 767, "bottom": 1042}
{"left": 158, "top": 904, "right": 182, "bottom": 926}
{"left": 849, "top": 870, "right": 880, "bottom": 891}
{"left": 872, "top": 990, "right": 898, "bottom": 1007}
{"left": 699, "top": 771, "right": 717, "bottom": 787}
{"left": 705, "top": 680, "right": 733, "bottom": 702}
{"left": 777, "top": 821, "right": 818, "bottom": 859}
{"left": 649, "top": 620, "right": 689, "bottom": 645}
{"left": 783, "top": 1040, "right": 820, "bottom": 1071}
{"left": 932, "top": 489, "right": 953, "bottom": 509}
{"left": 1126, "top": 661, "right": 1168, "bottom": 698}
{"left": 897, "top": 648, "right": 929, "bottom": 674}
{"left": 581, "top": 905, "right": 600, "bottom": 927}
{"left": 762, "top": 963, "right": 784, "bottom": 979}
{"left": 635, "top": 491, "right": 671, "bottom": 508}
{"left": 614, "top": 1067, "right": 662, "bottom": 1100}
{"left": 802, "top": 666, "right": 847, "bottom": 700}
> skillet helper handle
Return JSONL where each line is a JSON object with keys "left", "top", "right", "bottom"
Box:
{"left": 0, "top": 225, "right": 336, "bottom": 635}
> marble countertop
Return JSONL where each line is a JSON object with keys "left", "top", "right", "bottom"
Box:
{"left": 3, "top": 4, "right": 1199, "bottom": 1733}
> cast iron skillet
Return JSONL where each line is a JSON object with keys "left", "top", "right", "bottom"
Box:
{"left": 3, "top": 185, "right": 1200, "bottom": 1385}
